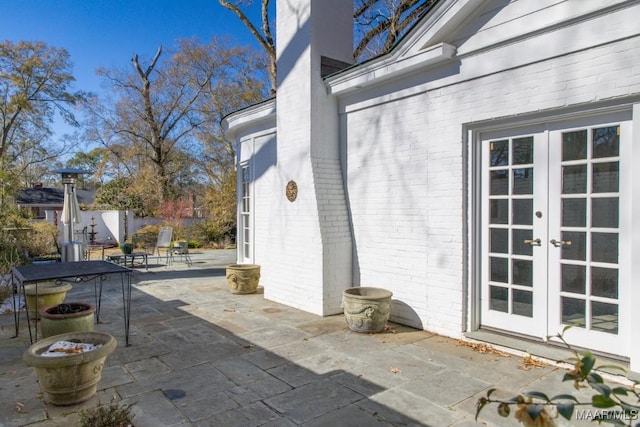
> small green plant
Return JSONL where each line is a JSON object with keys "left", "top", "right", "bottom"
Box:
{"left": 476, "top": 327, "right": 640, "bottom": 426}
{"left": 79, "top": 400, "right": 134, "bottom": 427}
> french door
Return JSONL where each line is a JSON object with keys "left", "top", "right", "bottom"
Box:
{"left": 480, "top": 114, "right": 631, "bottom": 357}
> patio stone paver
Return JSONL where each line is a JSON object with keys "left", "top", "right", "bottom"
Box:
{"left": 264, "top": 378, "right": 364, "bottom": 424}
{"left": 0, "top": 248, "right": 633, "bottom": 427}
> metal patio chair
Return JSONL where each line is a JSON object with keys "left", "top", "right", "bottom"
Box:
{"left": 155, "top": 226, "right": 173, "bottom": 265}
{"left": 171, "top": 227, "right": 192, "bottom": 267}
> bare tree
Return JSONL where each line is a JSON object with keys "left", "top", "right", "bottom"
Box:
{"left": 354, "top": 0, "right": 435, "bottom": 61}
{"left": 219, "top": 0, "right": 435, "bottom": 91}
{"left": 82, "top": 37, "right": 266, "bottom": 215}
{"left": 219, "top": 0, "right": 276, "bottom": 94}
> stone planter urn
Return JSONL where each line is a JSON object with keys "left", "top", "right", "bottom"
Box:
{"left": 24, "top": 283, "right": 73, "bottom": 320}
{"left": 22, "top": 331, "right": 117, "bottom": 406}
{"left": 226, "top": 264, "right": 261, "bottom": 294}
{"left": 39, "top": 302, "right": 96, "bottom": 338}
{"left": 342, "top": 287, "right": 393, "bottom": 333}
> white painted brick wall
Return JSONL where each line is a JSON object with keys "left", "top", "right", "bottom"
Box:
{"left": 252, "top": 132, "right": 277, "bottom": 267}
{"left": 228, "top": 1, "right": 640, "bottom": 343}
{"left": 343, "top": 27, "right": 640, "bottom": 337}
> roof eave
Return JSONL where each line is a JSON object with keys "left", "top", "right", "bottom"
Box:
{"left": 325, "top": 42, "right": 456, "bottom": 96}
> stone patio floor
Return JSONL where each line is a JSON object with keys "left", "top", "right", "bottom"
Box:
{"left": 0, "top": 249, "right": 633, "bottom": 426}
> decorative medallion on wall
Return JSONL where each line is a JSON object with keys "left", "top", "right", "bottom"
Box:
{"left": 286, "top": 180, "right": 298, "bottom": 202}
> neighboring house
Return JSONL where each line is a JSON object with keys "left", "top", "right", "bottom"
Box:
{"left": 222, "top": 0, "right": 640, "bottom": 372}
{"left": 16, "top": 186, "right": 95, "bottom": 220}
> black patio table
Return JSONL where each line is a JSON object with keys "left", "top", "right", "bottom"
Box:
{"left": 11, "top": 260, "right": 133, "bottom": 346}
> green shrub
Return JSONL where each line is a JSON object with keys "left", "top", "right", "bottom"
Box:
{"left": 21, "top": 221, "right": 59, "bottom": 258}
{"left": 191, "top": 219, "right": 235, "bottom": 248}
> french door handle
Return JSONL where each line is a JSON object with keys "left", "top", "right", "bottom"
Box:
{"left": 550, "top": 239, "right": 572, "bottom": 247}
{"left": 524, "top": 238, "right": 541, "bottom": 246}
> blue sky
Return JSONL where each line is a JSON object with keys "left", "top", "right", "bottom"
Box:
{"left": 2, "top": 0, "right": 267, "bottom": 140}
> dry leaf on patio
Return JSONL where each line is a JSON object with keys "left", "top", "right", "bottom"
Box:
{"left": 223, "top": 308, "right": 236, "bottom": 312}
{"left": 518, "top": 355, "right": 546, "bottom": 370}
{"left": 15, "top": 402, "right": 24, "bottom": 412}
{"left": 457, "top": 340, "right": 511, "bottom": 357}
{"left": 390, "top": 367, "right": 402, "bottom": 373}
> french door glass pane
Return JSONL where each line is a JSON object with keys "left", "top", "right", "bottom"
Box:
{"left": 512, "top": 260, "right": 532, "bottom": 287}
{"left": 490, "top": 140, "right": 509, "bottom": 166}
{"left": 490, "top": 228, "right": 508, "bottom": 253}
{"left": 490, "top": 170, "right": 509, "bottom": 195}
{"left": 561, "top": 231, "right": 586, "bottom": 261}
{"left": 562, "top": 130, "right": 587, "bottom": 161}
{"left": 513, "top": 137, "right": 533, "bottom": 164}
{"left": 591, "top": 232, "right": 618, "bottom": 264}
{"left": 591, "top": 267, "right": 618, "bottom": 298}
{"left": 512, "top": 199, "right": 533, "bottom": 225}
{"left": 592, "top": 126, "right": 619, "bottom": 158}
{"left": 490, "top": 200, "right": 508, "bottom": 224}
{"left": 592, "top": 198, "right": 619, "bottom": 228}
{"left": 562, "top": 198, "right": 586, "bottom": 227}
{"left": 513, "top": 168, "right": 533, "bottom": 194}
{"left": 490, "top": 286, "right": 508, "bottom": 312}
{"left": 592, "top": 162, "right": 619, "bottom": 193}
{"left": 563, "top": 165, "right": 587, "bottom": 194}
{"left": 512, "top": 289, "right": 533, "bottom": 317}
{"left": 562, "top": 297, "right": 585, "bottom": 328}
{"left": 490, "top": 257, "right": 508, "bottom": 283}
{"left": 591, "top": 302, "right": 618, "bottom": 334}
{"left": 512, "top": 229, "right": 533, "bottom": 256}
{"left": 561, "top": 264, "right": 585, "bottom": 294}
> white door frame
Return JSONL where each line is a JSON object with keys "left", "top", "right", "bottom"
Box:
{"left": 467, "top": 104, "right": 637, "bottom": 366}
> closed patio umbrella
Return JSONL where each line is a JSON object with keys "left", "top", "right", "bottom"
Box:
{"left": 55, "top": 168, "right": 90, "bottom": 262}
{"left": 61, "top": 185, "right": 82, "bottom": 229}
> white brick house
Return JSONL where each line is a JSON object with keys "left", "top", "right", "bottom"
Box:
{"left": 222, "top": 0, "right": 640, "bottom": 372}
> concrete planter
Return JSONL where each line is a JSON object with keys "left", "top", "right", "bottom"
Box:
{"left": 120, "top": 243, "right": 134, "bottom": 254}
{"left": 342, "top": 287, "right": 393, "bottom": 333}
{"left": 39, "top": 302, "right": 96, "bottom": 338}
{"left": 24, "top": 283, "right": 73, "bottom": 320}
{"left": 22, "top": 331, "right": 117, "bottom": 406}
{"left": 226, "top": 264, "right": 261, "bottom": 294}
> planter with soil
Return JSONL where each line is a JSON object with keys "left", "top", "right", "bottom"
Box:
{"left": 39, "top": 302, "right": 96, "bottom": 338}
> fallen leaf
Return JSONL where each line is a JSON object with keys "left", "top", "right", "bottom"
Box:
{"left": 223, "top": 308, "right": 236, "bottom": 312}
{"left": 518, "top": 355, "right": 546, "bottom": 370}
{"left": 457, "top": 340, "right": 510, "bottom": 357}
{"left": 15, "top": 402, "right": 24, "bottom": 412}
{"left": 390, "top": 367, "right": 401, "bottom": 374}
